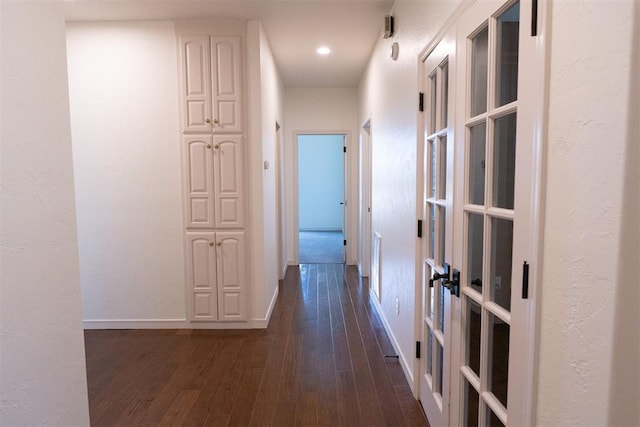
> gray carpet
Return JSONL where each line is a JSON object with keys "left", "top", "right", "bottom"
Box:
{"left": 299, "top": 231, "right": 344, "bottom": 264}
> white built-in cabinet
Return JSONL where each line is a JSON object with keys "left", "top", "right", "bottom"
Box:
{"left": 186, "top": 232, "right": 246, "bottom": 321}
{"left": 178, "top": 31, "right": 247, "bottom": 323}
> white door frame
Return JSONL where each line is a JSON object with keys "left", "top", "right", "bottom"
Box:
{"left": 293, "top": 131, "right": 351, "bottom": 264}
{"left": 358, "top": 119, "right": 372, "bottom": 277}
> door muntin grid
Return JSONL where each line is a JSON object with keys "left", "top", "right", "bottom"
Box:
{"left": 461, "top": 1, "right": 520, "bottom": 425}
{"left": 424, "top": 57, "right": 451, "bottom": 403}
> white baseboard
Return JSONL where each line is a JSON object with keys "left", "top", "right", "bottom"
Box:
{"left": 83, "top": 318, "right": 257, "bottom": 330}
{"left": 253, "top": 286, "right": 279, "bottom": 328}
{"left": 83, "top": 318, "right": 188, "bottom": 329}
{"left": 368, "top": 294, "right": 415, "bottom": 387}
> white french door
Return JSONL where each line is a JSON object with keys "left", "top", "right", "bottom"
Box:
{"left": 418, "top": 27, "right": 457, "bottom": 427}
{"left": 418, "top": 0, "right": 544, "bottom": 425}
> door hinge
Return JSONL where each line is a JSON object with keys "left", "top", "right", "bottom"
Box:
{"left": 343, "top": 146, "right": 347, "bottom": 153}
{"left": 416, "top": 341, "right": 421, "bottom": 359}
{"left": 522, "top": 261, "right": 530, "bottom": 299}
{"left": 417, "top": 219, "right": 423, "bottom": 238}
{"left": 343, "top": 240, "right": 347, "bottom": 246}
{"left": 531, "top": 0, "right": 538, "bottom": 36}
{"left": 418, "top": 92, "right": 424, "bottom": 112}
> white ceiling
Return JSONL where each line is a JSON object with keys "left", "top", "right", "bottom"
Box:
{"left": 63, "top": 0, "right": 394, "bottom": 87}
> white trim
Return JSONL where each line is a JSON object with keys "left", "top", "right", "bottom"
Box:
{"left": 293, "top": 130, "right": 353, "bottom": 265}
{"left": 83, "top": 318, "right": 258, "bottom": 330}
{"left": 252, "top": 286, "right": 279, "bottom": 328}
{"left": 369, "top": 291, "right": 414, "bottom": 387}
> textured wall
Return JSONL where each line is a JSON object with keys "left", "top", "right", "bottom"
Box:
{"left": 358, "top": 0, "right": 461, "bottom": 380}
{"left": 66, "top": 22, "right": 185, "bottom": 326}
{"left": 0, "top": 2, "right": 90, "bottom": 424}
{"left": 537, "top": 0, "right": 638, "bottom": 424}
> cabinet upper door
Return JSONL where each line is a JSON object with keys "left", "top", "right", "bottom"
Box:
{"left": 216, "top": 231, "right": 247, "bottom": 321}
{"left": 213, "top": 134, "right": 244, "bottom": 228}
{"left": 180, "top": 36, "right": 213, "bottom": 133}
{"left": 183, "top": 135, "right": 215, "bottom": 229}
{"left": 210, "top": 36, "right": 243, "bottom": 133}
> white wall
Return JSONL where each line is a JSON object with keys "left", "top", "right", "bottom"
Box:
{"left": 246, "top": 21, "right": 285, "bottom": 325}
{"left": 537, "top": 0, "right": 640, "bottom": 424}
{"left": 358, "top": 0, "right": 461, "bottom": 381}
{"left": 0, "top": 2, "right": 90, "bottom": 424}
{"left": 66, "top": 22, "right": 186, "bottom": 327}
{"left": 284, "top": 88, "right": 359, "bottom": 264}
{"left": 298, "top": 134, "right": 344, "bottom": 231}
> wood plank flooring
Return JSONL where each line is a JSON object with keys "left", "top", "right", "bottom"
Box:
{"left": 84, "top": 264, "right": 429, "bottom": 426}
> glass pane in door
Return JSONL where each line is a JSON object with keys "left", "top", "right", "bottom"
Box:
{"left": 468, "top": 123, "right": 487, "bottom": 205}
{"left": 467, "top": 213, "right": 484, "bottom": 293}
{"left": 489, "top": 311, "right": 510, "bottom": 408}
{"left": 493, "top": 113, "right": 517, "bottom": 209}
{"left": 490, "top": 217, "right": 513, "bottom": 311}
{"left": 470, "top": 26, "right": 489, "bottom": 116}
{"left": 464, "top": 378, "right": 480, "bottom": 427}
{"left": 487, "top": 406, "right": 506, "bottom": 427}
{"left": 466, "top": 297, "right": 482, "bottom": 376}
{"left": 438, "top": 136, "right": 448, "bottom": 199}
{"left": 441, "top": 62, "right": 450, "bottom": 127}
{"left": 496, "top": 1, "right": 520, "bottom": 106}
{"left": 430, "top": 73, "right": 438, "bottom": 134}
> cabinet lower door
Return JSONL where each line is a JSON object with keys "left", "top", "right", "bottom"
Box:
{"left": 186, "top": 232, "right": 218, "bottom": 320}
{"left": 216, "top": 231, "right": 247, "bottom": 321}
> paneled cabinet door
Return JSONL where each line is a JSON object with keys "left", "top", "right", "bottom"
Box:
{"left": 213, "top": 135, "right": 244, "bottom": 228}
{"left": 180, "top": 36, "right": 212, "bottom": 133}
{"left": 180, "top": 35, "right": 243, "bottom": 133}
{"left": 216, "top": 232, "right": 247, "bottom": 321}
{"left": 211, "top": 36, "right": 243, "bottom": 133}
{"left": 183, "top": 135, "right": 215, "bottom": 229}
{"left": 186, "top": 233, "right": 218, "bottom": 320}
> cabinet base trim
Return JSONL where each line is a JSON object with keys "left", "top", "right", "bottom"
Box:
{"left": 84, "top": 318, "right": 255, "bottom": 329}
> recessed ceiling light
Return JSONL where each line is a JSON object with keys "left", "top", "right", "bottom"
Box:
{"left": 316, "top": 46, "right": 331, "bottom": 55}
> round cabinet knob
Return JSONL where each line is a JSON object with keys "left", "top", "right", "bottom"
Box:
{"left": 209, "top": 242, "right": 214, "bottom": 246}
{"left": 214, "top": 144, "right": 220, "bottom": 149}
{"left": 216, "top": 242, "right": 222, "bottom": 247}
{"left": 206, "top": 144, "right": 212, "bottom": 149}
{"left": 213, "top": 118, "right": 219, "bottom": 124}
{"left": 205, "top": 118, "right": 211, "bottom": 124}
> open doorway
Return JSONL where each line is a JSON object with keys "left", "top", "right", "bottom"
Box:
{"left": 297, "top": 134, "right": 345, "bottom": 264}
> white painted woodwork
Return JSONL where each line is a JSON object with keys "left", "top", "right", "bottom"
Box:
{"left": 213, "top": 135, "right": 244, "bottom": 228}
{"left": 180, "top": 36, "right": 212, "bottom": 133}
{"left": 179, "top": 30, "right": 246, "bottom": 325}
{"left": 186, "top": 231, "right": 247, "bottom": 321}
{"left": 184, "top": 135, "right": 215, "bottom": 229}
{"left": 417, "top": 27, "right": 456, "bottom": 427}
{"left": 186, "top": 233, "right": 218, "bottom": 320}
{"left": 180, "top": 35, "right": 243, "bottom": 134}
{"left": 211, "top": 36, "right": 243, "bottom": 133}
{"left": 216, "top": 232, "right": 247, "bottom": 321}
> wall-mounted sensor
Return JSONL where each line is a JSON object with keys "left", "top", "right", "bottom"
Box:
{"left": 383, "top": 15, "right": 394, "bottom": 38}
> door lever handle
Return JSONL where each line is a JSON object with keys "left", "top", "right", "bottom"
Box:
{"left": 442, "top": 268, "right": 460, "bottom": 298}
{"left": 429, "top": 263, "right": 450, "bottom": 288}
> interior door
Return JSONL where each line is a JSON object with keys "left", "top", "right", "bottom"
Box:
{"left": 453, "top": 0, "right": 540, "bottom": 424}
{"left": 418, "top": 28, "right": 456, "bottom": 427}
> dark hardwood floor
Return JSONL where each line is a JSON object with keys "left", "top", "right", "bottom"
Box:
{"left": 84, "top": 264, "right": 429, "bottom": 426}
